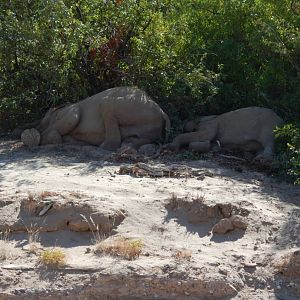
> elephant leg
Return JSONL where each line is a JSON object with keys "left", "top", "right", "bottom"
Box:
{"left": 253, "top": 129, "right": 276, "bottom": 162}
{"left": 121, "top": 137, "right": 153, "bottom": 150}
{"left": 101, "top": 117, "right": 121, "bottom": 151}
{"left": 168, "top": 120, "right": 217, "bottom": 151}
{"left": 40, "top": 128, "right": 62, "bottom": 145}
{"left": 188, "top": 141, "right": 211, "bottom": 153}
{"left": 168, "top": 131, "right": 212, "bottom": 151}
{"left": 62, "top": 135, "right": 86, "bottom": 145}
{"left": 253, "top": 140, "right": 274, "bottom": 162}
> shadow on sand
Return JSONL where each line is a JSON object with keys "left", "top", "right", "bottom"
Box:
{"left": 1, "top": 136, "right": 299, "bottom": 251}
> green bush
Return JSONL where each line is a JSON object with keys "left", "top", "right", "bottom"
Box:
{"left": 0, "top": 0, "right": 299, "bottom": 182}
{"left": 275, "top": 124, "right": 300, "bottom": 184}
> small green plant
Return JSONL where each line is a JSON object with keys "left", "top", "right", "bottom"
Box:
{"left": 39, "top": 248, "right": 66, "bottom": 267}
{"left": 275, "top": 124, "right": 300, "bottom": 184}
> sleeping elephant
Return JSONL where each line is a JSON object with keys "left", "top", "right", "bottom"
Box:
{"left": 168, "top": 107, "right": 283, "bottom": 161}
{"left": 21, "top": 87, "right": 171, "bottom": 151}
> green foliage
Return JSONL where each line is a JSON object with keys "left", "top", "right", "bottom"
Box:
{"left": 275, "top": 124, "right": 300, "bottom": 184}
{"left": 0, "top": 0, "right": 299, "bottom": 182}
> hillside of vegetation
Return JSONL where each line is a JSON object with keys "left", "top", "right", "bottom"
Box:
{"left": 0, "top": 0, "right": 299, "bottom": 182}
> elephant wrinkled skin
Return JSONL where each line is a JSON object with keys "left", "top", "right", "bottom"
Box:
{"left": 24, "top": 87, "right": 171, "bottom": 151}
{"left": 168, "top": 107, "right": 283, "bottom": 161}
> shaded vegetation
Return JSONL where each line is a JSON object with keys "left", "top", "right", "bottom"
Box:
{"left": 0, "top": 0, "right": 299, "bottom": 182}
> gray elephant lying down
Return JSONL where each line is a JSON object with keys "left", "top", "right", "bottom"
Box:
{"left": 168, "top": 107, "right": 283, "bottom": 161}
{"left": 21, "top": 87, "right": 170, "bottom": 151}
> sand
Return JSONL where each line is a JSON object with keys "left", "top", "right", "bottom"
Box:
{"left": 0, "top": 138, "right": 299, "bottom": 300}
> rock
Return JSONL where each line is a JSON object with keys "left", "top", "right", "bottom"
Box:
{"left": 212, "top": 218, "right": 234, "bottom": 234}
{"left": 244, "top": 262, "right": 257, "bottom": 268}
{"left": 21, "top": 128, "right": 40, "bottom": 147}
{"left": 230, "top": 215, "right": 248, "bottom": 229}
{"left": 138, "top": 144, "right": 158, "bottom": 156}
{"left": 220, "top": 204, "right": 232, "bottom": 218}
{"left": 85, "top": 247, "right": 91, "bottom": 254}
{"left": 219, "top": 268, "right": 228, "bottom": 275}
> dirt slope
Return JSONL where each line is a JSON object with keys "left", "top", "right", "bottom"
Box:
{"left": 0, "top": 138, "right": 299, "bottom": 300}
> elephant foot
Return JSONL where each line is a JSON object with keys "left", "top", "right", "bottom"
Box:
{"left": 252, "top": 153, "right": 273, "bottom": 166}
{"left": 188, "top": 141, "right": 211, "bottom": 153}
{"left": 100, "top": 140, "right": 121, "bottom": 151}
{"left": 41, "top": 128, "right": 62, "bottom": 145}
{"left": 138, "top": 144, "right": 159, "bottom": 156}
{"left": 118, "top": 144, "right": 138, "bottom": 156}
{"left": 163, "top": 142, "right": 180, "bottom": 151}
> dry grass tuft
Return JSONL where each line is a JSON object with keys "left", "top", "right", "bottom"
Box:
{"left": 25, "top": 224, "right": 41, "bottom": 254}
{"left": 0, "top": 230, "right": 16, "bottom": 260}
{"left": 167, "top": 193, "right": 205, "bottom": 210}
{"left": 80, "top": 214, "right": 109, "bottom": 244}
{"left": 28, "top": 192, "right": 34, "bottom": 202}
{"left": 0, "top": 241, "right": 15, "bottom": 260}
{"left": 95, "top": 237, "right": 144, "bottom": 260}
{"left": 69, "top": 191, "right": 84, "bottom": 199}
{"left": 172, "top": 249, "right": 192, "bottom": 261}
{"left": 26, "top": 192, "right": 37, "bottom": 214}
{"left": 80, "top": 213, "right": 120, "bottom": 245}
{"left": 39, "top": 248, "right": 66, "bottom": 267}
{"left": 39, "top": 191, "right": 59, "bottom": 199}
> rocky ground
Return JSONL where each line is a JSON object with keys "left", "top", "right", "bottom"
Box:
{"left": 0, "top": 137, "right": 299, "bottom": 300}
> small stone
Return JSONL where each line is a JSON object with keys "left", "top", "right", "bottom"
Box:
{"left": 221, "top": 204, "right": 232, "bottom": 218}
{"left": 212, "top": 218, "right": 234, "bottom": 234}
{"left": 230, "top": 215, "right": 247, "bottom": 229}
{"left": 244, "top": 262, "right": 257, "bottom": 268}
{"left": 219, "top": 268, "right": 228, "bottom": 275}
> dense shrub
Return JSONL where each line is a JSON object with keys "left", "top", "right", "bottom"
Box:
{"left": 0, "top": 0, "right": 299, "bottom": 182}
{"left": 275, "top": 124, "right": 300, "bottom": 184}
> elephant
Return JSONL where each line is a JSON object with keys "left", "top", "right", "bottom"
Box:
{"left": 167, "top": 107, "right": 283, "bottom": 161}
{"left": 21, "top": 87, "right": 171, "bottom": 151}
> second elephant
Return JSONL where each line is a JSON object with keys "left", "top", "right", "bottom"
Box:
{"left": 168, "top": 107, "right": 283, "bottom": 161}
